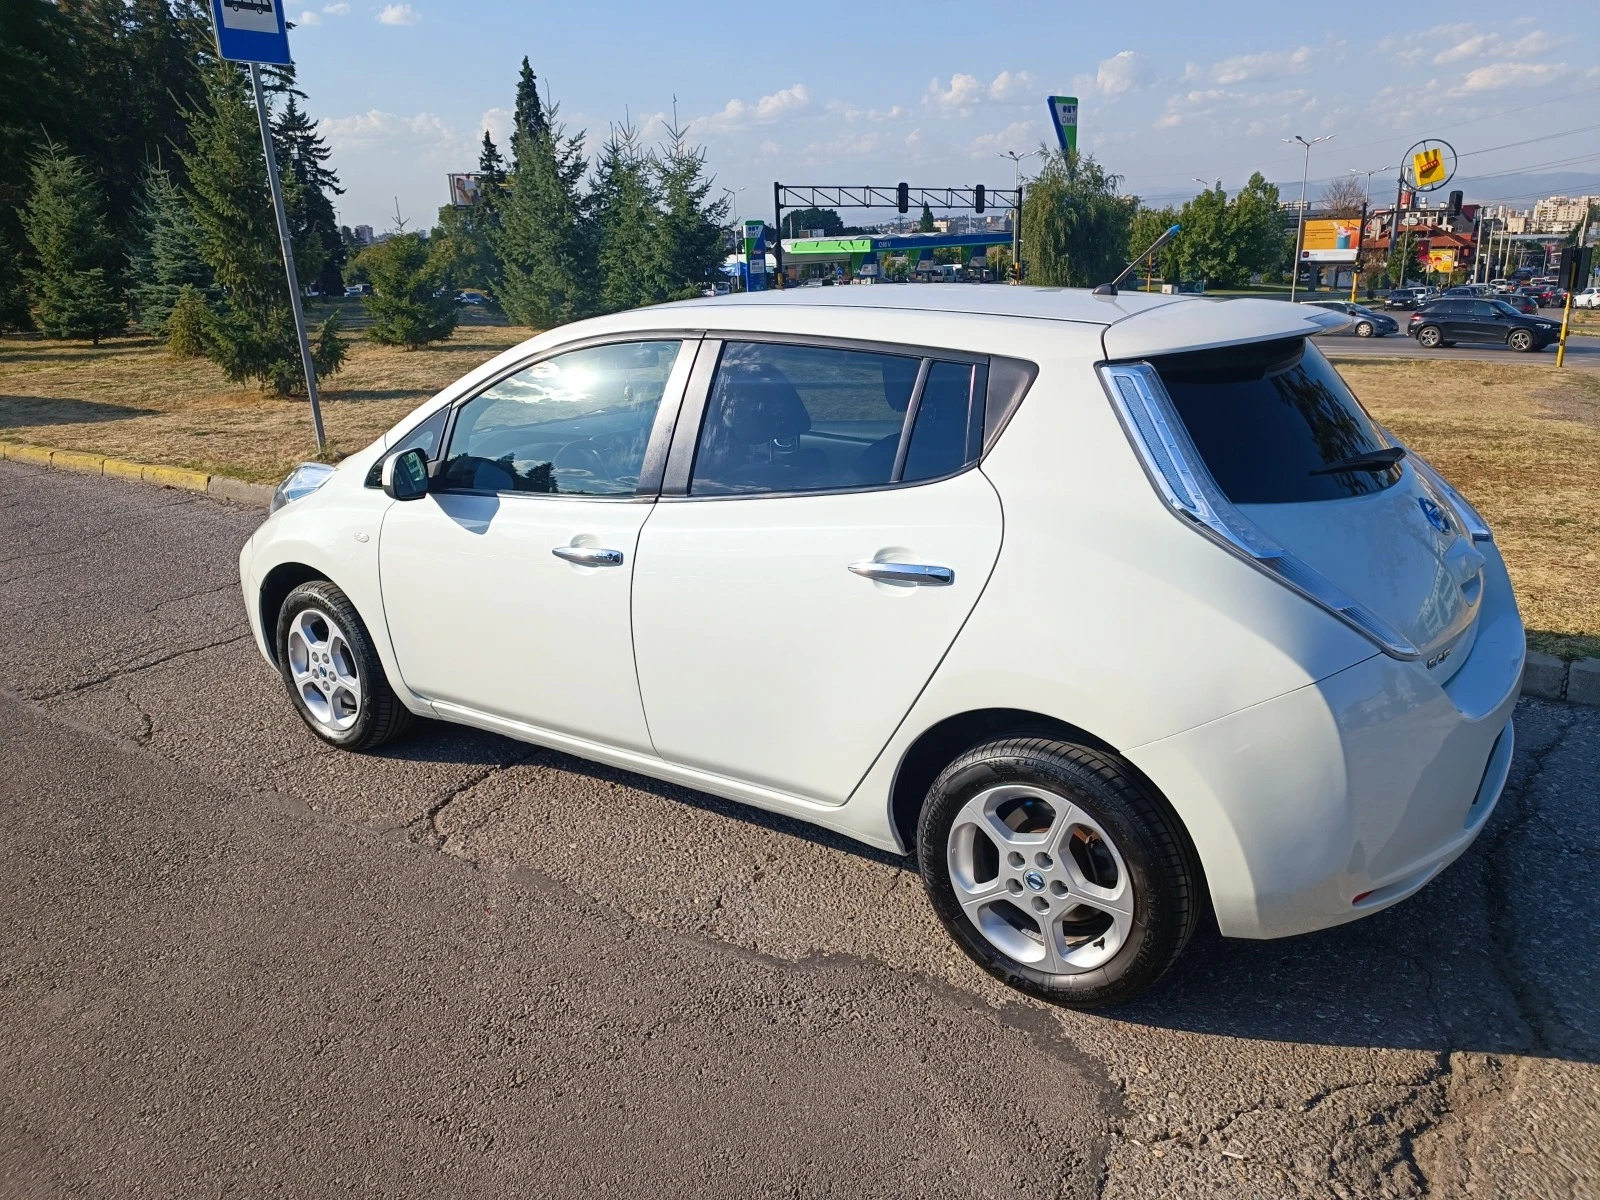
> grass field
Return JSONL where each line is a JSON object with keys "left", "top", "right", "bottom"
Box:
{"left": 3, "top": 319, "right": 1597, "bottom": 658}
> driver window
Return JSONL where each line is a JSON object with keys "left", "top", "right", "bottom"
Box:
{"left": 438, "top": 340, "right": 682, "bottom": 496}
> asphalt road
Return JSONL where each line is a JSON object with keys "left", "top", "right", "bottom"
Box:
{"left": 1316, "top": 327, "right": 1600, "bottom": 366}
{"left": 1, "top": 460, "right": 1597, "bottom": 1199}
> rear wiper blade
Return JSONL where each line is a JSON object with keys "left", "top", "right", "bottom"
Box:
{"left": 1309, "top": 446, "right": 1406, "bottom": 476}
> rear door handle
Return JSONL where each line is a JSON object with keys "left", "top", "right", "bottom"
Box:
{"left": 552, "top": 545, "right": 625, "bottom": 566}
{"left": 848, "top": 561, "right": 954, "bottom": 586}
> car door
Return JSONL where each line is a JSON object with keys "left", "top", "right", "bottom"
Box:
{"left": 378, "top": 336, "right": 697, "bottom": 753}
{"left": 631, "top": 337, "right": 1005, "bottom": 804}
{"left": 1468, "top": 300, "right": 1511, "bottom": 344}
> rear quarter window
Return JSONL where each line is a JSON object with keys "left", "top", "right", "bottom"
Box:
{"left": 1149, "top": 337, "right": 1400, "bottom": 504}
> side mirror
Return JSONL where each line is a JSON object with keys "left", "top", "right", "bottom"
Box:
{"left": 381, "top": 447, "right": 430, "bottom": 501}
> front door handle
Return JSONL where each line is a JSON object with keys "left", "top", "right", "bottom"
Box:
{"left": 552, "top": 545, "right": 625, "bottom": 566}
{"left": 848, "top": 561, "right": 954, "bottom": 586}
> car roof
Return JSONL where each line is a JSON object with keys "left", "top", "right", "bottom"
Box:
{"left": 649, "top": 286, "right": 1347, "bottom": 359}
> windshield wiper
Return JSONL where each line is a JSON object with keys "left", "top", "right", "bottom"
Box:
{"left": 1309, "top": 446, "right": 1406, "bottom": 476}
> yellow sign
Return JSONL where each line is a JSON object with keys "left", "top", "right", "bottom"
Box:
{"left": 1413, "top": 148, "right": 1446, "bottom": 188}
{"left": 1428, "top": 248, "right": 1456, "bottom": 272}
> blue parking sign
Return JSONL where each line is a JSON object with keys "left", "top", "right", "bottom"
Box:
{"left": 209, "top": 0, "right": 292, "bottom": 65}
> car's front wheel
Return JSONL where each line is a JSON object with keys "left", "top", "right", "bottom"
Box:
{"left": 1355, "top": 321, "right": 1374, "bottom": 337}
{"left": 1507, "top": 328, "right": 1535, "bottom": 352}
{"left": 1416, "top": 325, "right": 1443, "bottom": 348}
{"left": 275, "top": 579, "right": 413, "bottom": 751}
{"left": 917, "top": 736, "right": 1203, "bottom": 1007}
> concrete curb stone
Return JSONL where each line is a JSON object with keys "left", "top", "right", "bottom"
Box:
{"left": 0, "top": 439, "right": 272, "bottom": 509}
{"left": 1568, "top": 658, "right": 1600, "bottom": 707}
{"left": 1521, "top": 651, "right": 1568, "bottom": 700}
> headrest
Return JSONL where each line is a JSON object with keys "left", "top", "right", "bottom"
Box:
{"left": 715, "top": 363, "right": 811, "bottom": 443}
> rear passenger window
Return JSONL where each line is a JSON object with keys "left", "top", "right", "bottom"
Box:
{"left": 689, "top": 342, "right": 977, "bottom": 496}
{"left": 1151, "top": 337, "right": 1400, "bottom": 504}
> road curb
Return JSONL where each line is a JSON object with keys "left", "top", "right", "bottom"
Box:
{"left": 1522, "top": 650, "right": 1600, "bottom": 706}
{"left": 0, "top": 439, "right": 276, "bottom": 508}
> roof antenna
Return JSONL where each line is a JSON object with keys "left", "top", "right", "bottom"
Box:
{"left": 1094, "top": 223, "right": 1181, "bottom": 296}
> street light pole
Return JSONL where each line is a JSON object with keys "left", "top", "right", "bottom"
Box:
{"left": 1284, "top": 134, "right": 1334, "bottom": 302}
{"left": 1349, "top": 166, "right": 1393, "bottom": 301}
{"left": 1000, "top": 150, "right": 1037, "bottom": 283}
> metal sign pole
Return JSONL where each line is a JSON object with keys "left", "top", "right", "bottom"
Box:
{"left": 249, "top": 62, "right": 325, "bottom": 452}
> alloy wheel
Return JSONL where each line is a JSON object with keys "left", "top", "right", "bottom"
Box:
{"left": 946, "top": 784, "right": 1134, "bottom": 975}
{"left": 285, "top": 607, "right": 363, "bottom": 733}
{"left": 1418, "top": 327, "right": 1441, "bottom": 348}
{"left": 1509, "top": 329, "right": 1532, "bottom": 351}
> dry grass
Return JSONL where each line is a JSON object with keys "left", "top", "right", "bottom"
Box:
{"left": 1333, "top": 357, "right": 1600, "bottom": 659}
{"left": 0, "top": 307, "right": 530, "bottom": 482}
{"left": 3, "top": 323, "right": 1597, "bottom": 658}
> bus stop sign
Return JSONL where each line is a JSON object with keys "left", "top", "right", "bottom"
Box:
{"left": 209, "top": 0, "right": 291, "bottom": 65}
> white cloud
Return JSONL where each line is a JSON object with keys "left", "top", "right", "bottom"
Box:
{"left": 479, "top": 107, "right": 513, "bottom": 149}
{"left": 826, "top": 100, "right": 909, "bottom": 123}
{"left": 1155, "top": 86, "right": 1312, "bottom": 129}
{"left": 800, "top": 132, "right": 883, "bottom": 161}
{"left": 693, "top": 84, "right": 810, "bottom": 133}
{"left": 968, "top": 120, "right": 1038, "bottom": 158}
{"left": 758, "top": 139, "right": 780, "bottom": 157}
{"left": 1206, "top": 46, "right": 1314, "bottom": 85}
{"left": 1452, "top": 61, "right": 1570, "bottom": 93}
{"left": 925, "top": 73, "right": 985, "bottom": 113}
{"left": 376, "top": 4, "right": 419, "bottom": 25}
{"left": 295, "top": 10, "right": 320, "bottom": 25}
{"left": 323, "top": 1, "right": 350, "bottom": 11}
{"left": 987, "top": 70, "right": 1036, "bottom": 102}
{"left": 323, "top": 110, "right": 461, "bottom": 159}
{"left": 1086, "top": 51, "right": 1152, "bottom": 97}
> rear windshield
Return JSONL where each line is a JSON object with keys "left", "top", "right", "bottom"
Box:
{"left": 1150, "top": 337, "right": 1400, "bottom": 504}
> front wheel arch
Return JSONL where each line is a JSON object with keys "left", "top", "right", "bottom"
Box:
{"left": 259, "top": 562, "right": 330, "bottom": 666}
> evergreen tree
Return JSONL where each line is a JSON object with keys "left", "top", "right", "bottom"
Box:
{"left": 179, "top": 64, "right": 342, "bottom": 393}
{"left": 426, "top": 129, "right": 507, "bottom": 298}
{"left": 21, "top": 146, "right": 122, "bottom": 344}
{"left": 654, "top": 122, "right": 729, "bottom": 301}
{"left": 273, "top": 93, "right": 346, "bottom": 296}
{"left": 0, "top": 0, "right": 73, "bottom": 248}
{"left": 511, "top": 57, "right": 548, "bottom": 163}
{"left": 1020, "top": 148, "right": 1132, "bottom": 288}
{"left": 478, "top": 131, "right": 507, "bottom": 196}
{"left": 128, "top": 162, "right": 213, "bottom": 333}
{"left": 591, "top": 124, "right": 663, "bottom": 311}
{"left": 358, "top": 233, "right": 458, "bottom": 348}
{"left": 918, "top": 202, "right": 935, "bottom": 233}
{"left": 496, "top": 95, "right": 592, "bottom": 327}
{"left": 164, "top": 283, "right": 209, "bottom": 357}
{"left": 0, "top": 232, "right": 33, "bottom": 331}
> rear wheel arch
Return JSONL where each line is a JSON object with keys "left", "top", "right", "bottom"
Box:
{"left": 259, "top": 562, "right": 330, "bottom": 665}
{"left": 889, "top": 708, "right": 1123, "bottom": 853}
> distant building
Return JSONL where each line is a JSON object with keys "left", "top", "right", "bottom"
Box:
{"left": 352, "top": 224, "right": 375, "bottom": 246}
{"left": 1530, "top": 194, "right": 1600, "bottom": 234}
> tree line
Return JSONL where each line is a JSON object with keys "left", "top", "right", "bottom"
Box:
{"left": 1, "top": 5, "right": 729, "bottom": 391}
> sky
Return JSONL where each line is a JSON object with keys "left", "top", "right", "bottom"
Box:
{"left": 278, "top": 0, "right": 1600, "bottom": 231}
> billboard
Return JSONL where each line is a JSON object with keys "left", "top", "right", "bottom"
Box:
{"left": 447, "top": 173, "right": 483, "bottom": 207}
{"left": 1047, "top": 96, "right": 1078, "bottom": 154}
{"left": 1299, "top": 218, "right": 1361, "bottom": 263}
{"left": 1427, "top": 248, "right": 1457, "bottom": 272}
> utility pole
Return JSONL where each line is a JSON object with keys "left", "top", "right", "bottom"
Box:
{"left": 1284, "top": 134, "right": 1334, "bottom": 302}
{"left": 1349, "top": 166, "right": 1392, "bottom": 302}
{"left": 1000, "top": 150, "right": 1037, "bottom": 284}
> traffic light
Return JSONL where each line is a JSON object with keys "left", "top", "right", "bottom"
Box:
{"left": 1568, "top": 246, "right": 1594, "bottom": 293}
{"left": 1447, "top": 190, "right": 1463, "bottom": 218}
{"left": 896, "top": 182, "right": 909, "bottom": 214}
{"left": 974, "top": 184, "right": 985, "bottom": 214}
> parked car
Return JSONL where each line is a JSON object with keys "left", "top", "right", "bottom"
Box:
{"left": 1576, "top": 287, "right": 1600, "bottom": 310}
{"left": 245, "top": 289, "right": 1522, "bottom": 1007}
{"left": 1301, "top": 299, "right": 1398, "bottom": 337}
{"left": 1503, "top": 293, "right": 1540, "bottom": 315}
{"left": 454, "top": 291, "right": 486, "bottom": 306}
{"left": 1409, "top": 298, "right": 1561, "bottom": 351}
{"left": 344, "top": 284, "right": 371, "bottom": 298}
{"left": 1384, "top": 287, "right": 1425, "bottom": 310}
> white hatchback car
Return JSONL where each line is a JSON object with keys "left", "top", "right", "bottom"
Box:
{"left": 242, "top": 288, "right": 1524, "bottom": 1006}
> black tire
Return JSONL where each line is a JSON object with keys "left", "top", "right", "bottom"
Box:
{"left": 1507, "top": 328, "right": 1535, "bottom": 352}
{"left": 1416, "top": 325, "right": 1443, "bottom": 348}
{"left": 1355, "top": 321, "right": 1374, "bottom": 337}
{"left": 917, "top": 736, "right": 1203, "bottom": 1008}
{"left": 275, "top": 579, "right": 413, "bottom": 751}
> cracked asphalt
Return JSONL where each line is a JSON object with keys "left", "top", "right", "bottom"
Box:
{"left": 1, "top": 459, "right": 1597, "bottom": 1198}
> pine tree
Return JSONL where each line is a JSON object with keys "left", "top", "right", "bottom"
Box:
{"left": 478, "top": 131, "right": 507, "bottom": 196}
{"left": 511, "top": 57, "right": 548, "bottom": 164}
{"left": 359, "top": 232, "right": 458, "bottom": 348}
{"left": 274, "top": 93, "right": 346, "bottom": 296}
{"left": 654, "top": 121, "right": 729, "bottom": 301}
{"left": 918, "top": 202, "right": 935, "bottom": 233}
{"left": 0, "top": 232, "right": 33, "bottom": 331}
{"left": 164, "top": 283, "right": 209, "bottom": 357}
{"left": 592, "top": 123, "right": 663, "bottom": 311}
{"left": 21, "top": 146, "right": 122, "bottom": 344}
{"left": 179, "top": 64, "right": 342, "bottom": 392}
{"left": 128, "top": 162, "right": 213, "bottom": 333}
{"left": 496, "top": 80, "right": 592, "bottom": 327}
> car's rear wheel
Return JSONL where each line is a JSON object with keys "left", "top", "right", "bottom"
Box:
{"left": 1417, "top": 325, "right": 1443, "bottom": 348}
{"left": 1508, "top": 328, "right": 1535, "bottom": 352}
{"left": 275, "top": 580, "right": 413, "bottom": 751}
{"left": 917, "top": 736, "right": 1203, "bottom": 1007}
{"left": 1355, "top": 321, "right": 1374, "bottom": 337}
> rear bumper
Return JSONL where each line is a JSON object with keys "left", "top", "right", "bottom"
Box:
{"left": 1128, "top": 547, "right": 1525, "bottom": 940}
